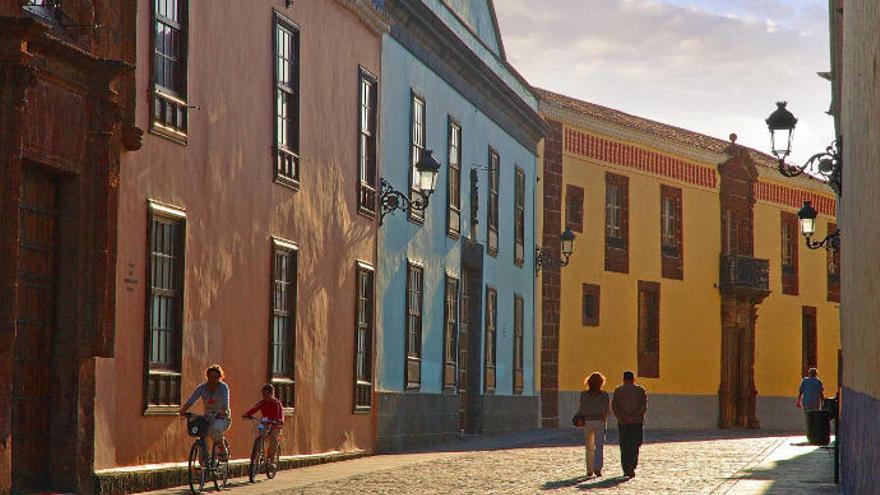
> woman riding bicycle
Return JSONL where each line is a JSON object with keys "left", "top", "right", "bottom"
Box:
{"left": 179, "top": 364, "right": 232, "bottom": 461}
{"left": 242, "top": 383, "right": 284, "bottom": 466}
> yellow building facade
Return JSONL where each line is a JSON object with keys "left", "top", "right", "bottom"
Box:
{"left": 536, "top": 89, "right": 840, "bottom": 430}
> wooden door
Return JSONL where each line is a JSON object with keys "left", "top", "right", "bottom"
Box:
{"left": 12, "top": 168, "right": 59, "bottom": 492}
{"left": 458, "top": 270, "right": 470, "bottom": 432}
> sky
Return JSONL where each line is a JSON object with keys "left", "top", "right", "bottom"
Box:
{"left": 494, "top": 0, "right": 834, "bottom": 165}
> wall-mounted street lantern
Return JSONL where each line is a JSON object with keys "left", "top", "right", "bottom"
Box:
{"left": 379, "top": 150, "right": 442, "bottom": 226}
{"left": 535, "top": 228, "right": 576, "bottom": 272}
{"left": 797, "top": 200, "right": 840, "bottom": 251}
{"left": 766, "top": 102, "right": 842, "bottom": 196}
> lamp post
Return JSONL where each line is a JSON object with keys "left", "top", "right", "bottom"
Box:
{"left": 378, "top": 150, "right": 441, "bottom": 226}
{"left": 535, "top": 228, "right": 576, "bottom": 272}
{"left": 797, "top": 200, "right": 840, "bottom": 250}
{"left": 765, "top": 102, "right": 842, "bottom": 196}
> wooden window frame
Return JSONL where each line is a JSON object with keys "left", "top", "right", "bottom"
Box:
{"left": 513, "top": 294, "right": 524, "bottom": 395}
{"left": 405, "top": 261, "right": 424, "bottom": 389}
{"left": 487, "top": 148, "right": 500, "bottom": 256}
{"left": 582, "top": 283, "right": 600, "bottom": 327}
{"left": 827, "top": 222, "right": 840, "bottom": 302}
{"left": 353, "top": 262, "right": 375, "bottom": 412}
{"left": 143, "top": 200, "right": 186, "bottom": 415}
{"left": 447, "top": 118, "right": 462, "bottom": 238}
{"left": 270, "top": 237, "right": 298, "bottom": 412}
{"left": 273, "top": 13, "right": 301, "bottom": 189}
{"left": 660, "top": 185, "right": 683, "bottom": 280}
{"left": 604, "top": 172, "right": 629, "bottom": 273}
{"left": 781, "top": 212, "right": 799, "bottom": 295}
{"left": 150, "top": 0, "right": 189, "bottom": 143}
{"left": 358, "top": 68, "right": 378, "bottom": 216}
{"left": 408, "top": 91, "right": 427, "bottom": 223}
{"left": 442, "top": 275, "right": 459, "bottom": 392}
{"left": 565, "top": 184, "right": 584, "bottom": 233}
{"left": 802, "top": 306, "right": 818, "bottom": 377}
{"left": 514, "top": 168, "right": 525, "bottom": 266}
{"left": 484, "top": 286, "right": 497, "bottom": 393}
{"left": 637, "top": 281, "right": 660, "bottom": 378}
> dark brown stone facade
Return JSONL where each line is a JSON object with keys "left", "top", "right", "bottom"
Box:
{"left": 540, "top": 119, "right": 563, "bottom": 428}
{"left": 717, "top": 143, "right": 768, "bottom": 429}
{"left": 0, "top": 3, "right": 137, "bottom": 493}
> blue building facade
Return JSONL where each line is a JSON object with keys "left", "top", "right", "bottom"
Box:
{"left": 374, "top": 0, "right": 545, "bottom": 450}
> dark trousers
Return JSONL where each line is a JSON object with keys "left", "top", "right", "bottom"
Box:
{"left": 618, "top": 423, "right": 643, "bottom": 476}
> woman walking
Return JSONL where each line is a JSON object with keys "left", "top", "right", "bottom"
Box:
{"left": 577, "top": 371, "right": 611, "bottom": 477}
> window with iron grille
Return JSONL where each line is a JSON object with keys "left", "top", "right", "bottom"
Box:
{"left": 152, "top": 0, "right": 188, "bottom": 140}
{"left": 274, "top": 15, "right": 300, "bottom": 187}
{"left": 409, "top": 93, "right": 426, "bottom": 222}
{"left": 566, "top": 184, "right": 584, "bottom": 233}
{"left": 447, "top": 119, "right": 462, "bottom": 237}
{"left": 827, "top": 222, "right": 840, "bottom": 302}
{"left": 359, "top": 69, "right": 378, "bottom": 214}
{"left": 582, "top": 283, "right": 600, "bottom": 327}
{"left": 354, "top": 263, "right": 374, "bottom": 411}
{"left": 513, "top": 294, "right": 524, "bottom": 395}
{"left": 405, "top": 262, "right": 424, "bottom": 389}
{"left": 781, "top": 212, "right": 799, "bottom": 295}
{"left": 802, "top": 306, "right": 817, "bottom": 377}
{"left": 660, "top": 185, "right": 683, "bottom": 279}
{"left": 484, "top": 286, "right": 497, "bottom": 392}
{"left": 145, "top": 201, "right": 186, "bottom": 412}
{"left": 514, "top": 168, "right": 525, "bottom": 266}
{"left": 487, "top": 149, "right": 499, "bottom": 256}
{"left": 443, "top": 275, "right": 459, "bottom": 391}
{"left": 637, "top": 281, "right": 660, "bottom": 378}
{"left": 271, "top": 239, "right": 297, "bottom": 409}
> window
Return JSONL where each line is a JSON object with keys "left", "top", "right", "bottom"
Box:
{"left": 582, "top": 283, "right": 600, "bottom": 327}
{"left": 358, "top": 69, "right": 378, "bottom": 214}
{"left": 514, "top": 168, "right": 525, "bottom": 265}
{"left": 802, "top": 306, "right": 817, "bottom": 376}
{"left": 271, "top": 238, "right": 297, "bottom": 409}
{"left": 566, "top": 184, "right": 584, "bottom": 233}
{"left": 405, "top": 261, "right": 424, "bottom": 389}
{"left": 469, "top": 168, "right": 479, "bottom": 239}
{"left": 274, "top": 15, "right": 300, "bottom": 187}
{"left": 484, "top": 287, "right": 497, "bottom": 392}
{"left": 447, "top": 119, "right": 462, "bottom": 237}
{"left": 152, "top": 0, "right": 188, "bottom": 140}
{"left": 604, "top": 172, "right": 629, "bottom": 273}
{"left": 637, "top": 281, "right": 660, "bottom": 378}
{"left": 443, "top": 275, "right": 459, "bottom": 391}
{"left": 513, "top": 294, "right": 524, "bottom": 395}
{"left": 487, "top": 149, "right": 500, "bottom": 256}
{"left": 827, "top": 222, "right": 840, "bottom": 302}
{"left": 660, "top": 185, "right": 683, "bottom": 280}
{"left": 781, "top": 212, "right": 799, "bottom": 295}
{"left": 409, "top": 93, "right": 426, "bottom": 222}
{"left": 144, "top": 201, "right": 186, "bottom": 412}
{"left": 354, "top": 263, "right": 374, "bottom": 411}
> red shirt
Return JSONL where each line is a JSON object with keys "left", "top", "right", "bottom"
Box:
{"left": 244, "top": 397, "right": 284, "bottom": 424}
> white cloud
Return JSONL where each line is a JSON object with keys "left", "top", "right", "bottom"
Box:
{"left": 496, "top": 0, "right": 834, "bottom": 165}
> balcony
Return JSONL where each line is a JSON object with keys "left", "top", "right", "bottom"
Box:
{"left": 719, "top": 255, "right": 770, "bottom": 298}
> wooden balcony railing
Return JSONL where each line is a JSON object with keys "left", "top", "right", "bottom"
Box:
{"left": 719, "top": 255, "right": 770, "bottom": 296}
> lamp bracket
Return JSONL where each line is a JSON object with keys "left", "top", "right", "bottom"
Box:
{"left": 777, "top": 137, "right": 842, "bottom": 196}
{"left": 378, "top": 177, "right": 430, "bottom": 226}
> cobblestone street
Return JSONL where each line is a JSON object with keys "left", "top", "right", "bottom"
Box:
{"left": 144, "top": 429, "right": 839, "bottom": 495}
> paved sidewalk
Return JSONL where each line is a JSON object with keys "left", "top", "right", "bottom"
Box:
{"left": 140, "top": 429, "right": 839, "bottom": 494}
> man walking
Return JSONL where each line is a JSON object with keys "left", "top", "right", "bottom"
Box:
{"left": 612, "top": 370, "right": 647, "bottom": 478}
{"left": 797, "top": 367, "right": 824, "bottom": 436}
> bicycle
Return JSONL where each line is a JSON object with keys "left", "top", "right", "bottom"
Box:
{"left": 244, "top": 416, "right": 282, "bottom": 483}
{"left": 184, "top": 412, "right": 230, "bottom": 493}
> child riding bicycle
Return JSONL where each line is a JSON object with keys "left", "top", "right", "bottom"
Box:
{"left": 242, "top": 383, "right": 284, "bottom": 467}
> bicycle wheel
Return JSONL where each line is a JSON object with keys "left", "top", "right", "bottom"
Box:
{"left": 188, "top": 441, "right": 207, "bottom": 494}
{"left": 248, "top": 437, "right": 263, "bottom": 483}
{"left": 266, "top": 437, "right": 280, "bottom": 479}
{"left": 212, "top": 440, "right": 229, "bottom": 490}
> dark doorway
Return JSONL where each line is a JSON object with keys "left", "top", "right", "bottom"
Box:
{"left": 12, "top": 167, "right": 59, "bottom": 493}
